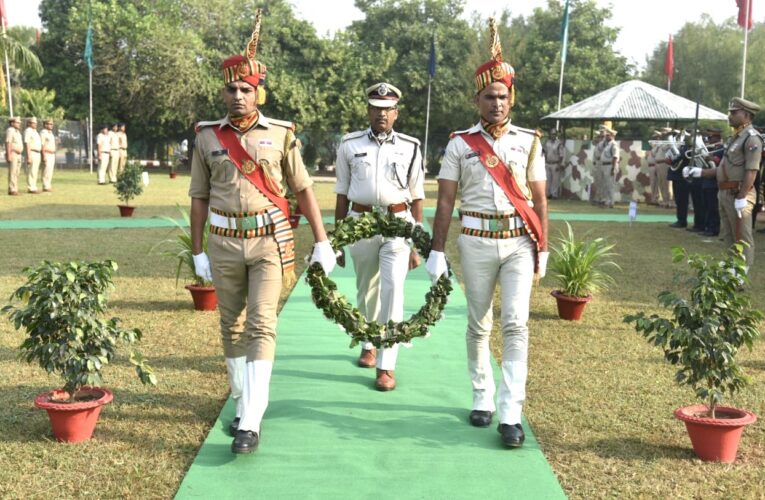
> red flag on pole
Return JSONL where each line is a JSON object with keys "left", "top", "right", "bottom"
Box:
{"left": 664, "top": 35, "right": 674, "bottom": 82}
{"left": 737, "top": 0, "right": 753, "bottom": 30}
{"left": 0, "top": 0, "right": 8, "bottom": 29}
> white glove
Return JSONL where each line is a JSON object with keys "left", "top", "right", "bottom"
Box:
{"left": 734, "top": 197, "right": 748, "bottom": 218}
{"left": 537, "top": 251, "right": 549, "bottom": 278}
{"left": 426, "top": 250, "right": 448, "bottom": 283}
{"left": 310, "top": 240, "right": 337, "bottom": 275}
{"left": 192, "top": 252, "right": 213, "bottom": 282}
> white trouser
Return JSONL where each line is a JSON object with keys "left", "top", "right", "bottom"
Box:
{"left": 238, "top": 360, "right": 273, "bottom": 433}
{"left": 458, "top": 233, "right": 534, "bottom": 425}
{"left": 42, "top": 154, "right": 55, "bottom": 190}
{"left": 546, "top": 161, "right": 561, "bottom": 197}
{"left": 225, "top": 357, "right": 246, "bottom": 420}
{"left": 348, "top": 211, "right": 411, "bottom": 370}
{"left": 98, "top": 152, "right": 110, "bottom": 183}
{"left": 26, "top": 152, "right": 41, "bottom": 192}
{"left": 108, "top": 151, "right": 119, "bottom": 182}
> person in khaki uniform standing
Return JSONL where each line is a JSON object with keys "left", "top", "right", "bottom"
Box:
{"left": 590, "top": 127, "right": 606, "bottom": 205}
{"left": 108, "top": 123, "right": 120, "bottom": 182}
{"left": 189, "top": 10, "right": 336, "bottom": 455}
{"left": 686, "top": 97, "right": 763, "bottom": 272}
{"left": 117, "top": 123, "right": 128, "bottom": 175}
{"left": 96, "top": 125, "right": 111, "bottom": 184}
{"left": 40, "top": 119, "right": 57, "bottom": 192}
{"left": 24, "top": 117, "right": 42, "bottom": 194}
{"left": 655, "top": 127, "right": 675, "bottom": 208}
{"left": 5, "top": 117, "right": 23, "bottom": 195}
{"left": 334, "top": 82, "right": 425, "bottom": 392}
{"left": 598, "top": 126, "right": 619, "bottom": 208}
{"left": 426, "top": 18, "right": 548, "bottom": 449}
{"left": 646, "top": 130, "right": 660, "bottom": 204}
{"left": 542, "top": 128, "right": 565, "bottom": 199}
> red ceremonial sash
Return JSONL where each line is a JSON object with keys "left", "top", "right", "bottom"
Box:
{"left": 212, "top": 125, "right": 290, "bottom": 217}
{"left": 457, "top": 131, "right": 546, "bottom": 258}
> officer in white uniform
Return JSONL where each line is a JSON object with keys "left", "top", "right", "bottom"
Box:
{"left": 426, "top": 18, "right": 548, "bottom": 449}
{"left": 542, "top": 128, "right": 565, "bottom": 198}
{"left": 334, "top": 82, "right": 425, "bottom": 392}
{"left": 97, "top": 125, "right": 111, "bottom": 185}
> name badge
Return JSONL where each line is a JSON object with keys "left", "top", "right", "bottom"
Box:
{"left": 354, "top": 152, "right": 368, "bottom": 158}
{"left": 258, "top": 139, "right": 273, "bottom": 147}
{"left": 211, "top": 149, "right": 228, "bottom": 157}
{"left": 465, "top": 151, "right": 479, "bottom": 159}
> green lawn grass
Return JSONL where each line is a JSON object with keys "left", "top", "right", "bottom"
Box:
{"left": 1, "top": 169, "right": 763, "bottom": 498}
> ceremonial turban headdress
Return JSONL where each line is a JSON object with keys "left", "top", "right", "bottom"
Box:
{"left": 222, "top": 8, "right": 268, "bottom": 105}
{"left": 474, "top": 17, "right": 515, "bottom": 106}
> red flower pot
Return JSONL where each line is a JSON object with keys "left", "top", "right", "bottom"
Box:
{"left": 117, "top": 205, "right": 135, "bottom": 217}
{"left": 169, "top": 172, "right": 177, "bottom": 179}
{"left": 551, "top": 290, "right": 592, "bottom": 320}
{"left": 674, "top": 404, "right": 757, "bottom": 463}
{"left": 185, "top": 284, "right": 217, "bottom": 311}
{"left": 34, "top": 387, "right": 114, "bottom": 443}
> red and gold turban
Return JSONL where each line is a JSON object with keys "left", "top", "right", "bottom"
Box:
{"left": 222, "top": 9, "right": 267, "bottom": 104}
{"left": 474, "top": 18, "right": 515, "bottom": 105}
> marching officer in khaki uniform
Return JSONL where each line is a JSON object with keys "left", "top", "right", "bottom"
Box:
{"left": 24, "top": 117, "right": 42, "bottom": 194}
{"left": 118, "top": 123, "right": 128, "bottom": 175}
{"left": 189, "top": 10, "right": 336, "bottom": 454}
{"left": 686, "top": 97, "right": 763, "bottom": 271}
{"left": 598, "top": 126, "right": 619, "bottom": 208}
{"left": 334, "top": 82, "right": 425, "bottom": 392}
{"left": 427, "top": 18, "right": 548, "bottom": 449}
{"left": 590, "top": 127, "right": 606, "bottom": 204}
{"left": 655, "top": 127, "right": 675, "bottom": 208}
{"left": 96, "top": 125, "right": 111, "bottom": 184}
{"left": 108, "top": 123, "right": 120, "bottom": 182}
{"left": 542, "top": 128, "right": 565, "bottom": 198}
{"left": 5, "top": 117, "right": 23, "bottom": 195}
{"left": 40, "top": 119, "right": 57, "bottom": 192}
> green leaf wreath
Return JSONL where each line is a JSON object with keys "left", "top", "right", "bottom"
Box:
{"left": 306, "top": 210, "right": 452, "bottom": 349}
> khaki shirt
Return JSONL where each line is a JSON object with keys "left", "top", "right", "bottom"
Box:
{"left": 118, "top": 131, "right": 128, "bottom": 149}
{"left": 189, "top": 114, "right": 312, "bottom": 214}
{"left": 438, "top": 121, "right": 545, "bottom": 214}
{"left": 542, "top": 137, "right": 565, "bottom": 164}
{"left": 717, "top": 125, "right": 763, "bottom": 182}
{"left": 5, "top": 127, "right": 23, "bottom": 153}
{"left": 334, "top": 128, "right": 425, "bottom": 207}
{"left": 109, "top": 130, "right": 120, "bottom": 150}
{"left": 24, "top": 127, "right": 42, "bottom": 152}
{"left": 41, "top": 129, "right": 56, "bottom": 153}
{"left": 97, "top": 132, "right": 110, "bottom": 155}
{"left": 599, "top": 139, "right": 619, "bottom": 165}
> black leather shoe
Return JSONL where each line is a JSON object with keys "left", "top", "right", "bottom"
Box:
{"left": 228, "top": 417, "right": 240, "bottom": 437}
{"left": 498, "top": 423, "right": 525, "bottom": 448}
{"left": 686, "top": 226, "right": 704, "bottom": 232}
{"left": 469, "top": 410, "right": 493, "bottom": 428}
{"left": 232, "top": 430, "right": 259, "bottom": 454}
{"left": 669, "top": 221, "right": 687, "bottom": 228}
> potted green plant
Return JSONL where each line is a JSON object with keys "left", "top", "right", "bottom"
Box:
{"left": 2, "top": 260, "right": 157, "bottom": 443}
{"left": 548, "top": 222, "right": 620, "bottom": 320}
{"left": 169, "top": 161, "right": 178, "bottom": 179}
{"left": 151, "top": 206, "right": 217, "bottom": 311}
{"left": 625, "top": 245, "right": 759, "bottom": 463}
{"left": 114, "top": 162, "right": 144, "bottom": 216}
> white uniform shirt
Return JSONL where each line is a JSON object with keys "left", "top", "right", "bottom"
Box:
{"left": 543, "top": 137, "right": 565, "bottom": 164}
{"left": 335, "top": 128, "right": 425, "bottom": 207}
{"left": 438, "top": 122, "right": 545, "bottom": 214}
{"left": 41, "top": 129, "right": 56, "bottom": 153}
{"left": 24, "top": 127, "right": 42, "bottom": 151}
{"left": 599, "top": 139, "right": 619, "bottom": 165}
{"left": 97, "top": 132, "right": 110, "bottom": 154}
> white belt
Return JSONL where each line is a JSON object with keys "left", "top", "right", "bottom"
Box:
{"left": 209, "top": 212, "right": 273, "bottom": 230}
{"left": 349, "top": 209, "right": 409, "bottom": 220}
{"left": 461, "top": 215, "right": 524, "bottom": 231}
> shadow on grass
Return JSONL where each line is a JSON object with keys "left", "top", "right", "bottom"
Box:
{"left": 110, "top": 298, "right": 193, "bottom": 312}
{"left": 107, "top": 353, "right": 222, "bottom": 374}
{"left": 589, "top": 437, "right": 691, "bottom": 461}
{"left": 741, "top": 359, "right": 765, "bottom": 371}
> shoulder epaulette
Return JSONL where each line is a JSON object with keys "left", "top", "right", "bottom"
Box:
{"left": 515, "top": 125, "right": 542, "bottom": 138}
{"left": 268, "top": 118, "right": 296, "bottom": 131}
{"left": 195, "top": 119, "right": 225, "bottom": 133}
{"left": 395, "top": 132, "right": 421, "bottom": 146}
{"left": 450, "top": 128, "right": 472, "bottom": 138}
{"left": 341, "top": 130, "right": 368, "bottom": 142}
{"left": 746, "top": 127, "right": 760, "bottom": 137}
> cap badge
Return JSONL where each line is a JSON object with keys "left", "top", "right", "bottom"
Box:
{"left": 491, "top": 65, "right": 506, "bottom": 79}
{"left": 378, "top": 83, "right": 389, "bottom": 96}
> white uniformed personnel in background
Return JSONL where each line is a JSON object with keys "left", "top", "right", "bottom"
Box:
{"left": 108, "top": 123, "right": 120, "bottom": 182}
{"left": 5, "top": 117, "right": 23, "bottom": 195}
{"left": 598, "top": 126, "right": 619, "bottom": 208}
{"left": 24, "top": 117, "right": 42, "bottom": 194}
{"left": 118, "top": 123, "right": 128, "bottom": 174}
{"left": 542, "top": 128, "right": 565, "bottom": 198}
{"left": 40, "top": 119, "right": 57, "bottom": 192}
{"left": 334, "top": 82, "right": 425, "bottom": 392}
{"left": 96, "top": 125, "right": 111, "bottom": 184}
{"left": 646, "top": 130, "right": 660, "bottom": 204}
{"left": 426, "top": 18, "right": 548, "bottom": 449}
{"left": 590, "top": 127, "right": 606, "bottom": 204}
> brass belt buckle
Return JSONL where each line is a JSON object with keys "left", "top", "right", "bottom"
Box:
{"left": 488, "top": 219, "right": 505, "bottom": 232}
{"left": 237, "top": 215, "right": 257, "bottom": 232}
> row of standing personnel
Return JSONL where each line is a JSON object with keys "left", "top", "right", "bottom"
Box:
{"left": 4, "top": 117, "right": 56, "bottom": 194}
{"left": 95, "top": 123, "right": 128, "bottom": 184}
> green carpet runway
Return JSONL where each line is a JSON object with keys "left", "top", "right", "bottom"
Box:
{"left": 175, "top": 254, "right": 566, "bottom": 499}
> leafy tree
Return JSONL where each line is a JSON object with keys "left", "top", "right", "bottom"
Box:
{"left": 0, "top": 26, "right": 44, "bottom": 114}
{"left": 16, "top": 88, "right": 66, "bottom": 120}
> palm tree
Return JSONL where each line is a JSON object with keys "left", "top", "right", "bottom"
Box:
{"left": 1, "top": 27, "right": 44, "bottom": 113}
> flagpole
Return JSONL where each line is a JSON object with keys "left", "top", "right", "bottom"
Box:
{"left": 2, "top": 25, "right": 12, "bottom": 116}
{"left": 556, "top": 55, "right": 565, "bottom": 131}
{"left": 424, "top": 33, "right": 435, "bottom": 172}
{"left": 88, "top": 65, "right": 93, "bottom": 174}
{"left": 740, "top": 0, "right": 750, "bottom": 97}
{"left": 556, "top": 0, "right": 570, "bottom": 131}
{"left": 424, "top": 75, "right": 432, "bottom": 170}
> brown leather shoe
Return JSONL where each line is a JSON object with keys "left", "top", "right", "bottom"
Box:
{"left": 375, "top": 369, "right": 396, "bottom": 391}
{"left": 358, "top": 348, "right": 376, "bottom": 368}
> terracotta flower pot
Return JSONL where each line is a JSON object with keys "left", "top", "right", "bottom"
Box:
{"left": 551, "top": 290, "right": 592, "bottom": 320}
{"left": 674, "top": 404, "right": 757, "bottom": 463}
{"left": 185, "top": 284, "right": 217, "bottom": 311}
{"left": 169, "top": 171, "right": 177, "bottom": 179}
{"left": 34, "top": 387, "right": 114, "bottom": 443}
{"left": 117, "top": 205, "right": 135, "bottom": 217}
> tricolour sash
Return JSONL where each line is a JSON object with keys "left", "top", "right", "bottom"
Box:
{"left": 457, "top": 131, "right": 546, "bottom": 270}
{"left": 212, "top": 125, "right": 295, "bottom": 276}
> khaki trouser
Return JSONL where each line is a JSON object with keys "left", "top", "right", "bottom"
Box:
{"left": 656, "top": 162, "right": 673, "bottom": 207}
{"left": 647, "top": 163, "right": 659, "bottom": 203}
{"left": 546, "top": 161, "right": 562, "bottom": 198}
{"left": 26, "top": 151, "right": 41, "bottom": 192}
{"left": 458, "top": 233, "right": 535, "bottom": 425}
{"left": 209, "top": 232, "right": 282, "bottom": 361}
{"left": 7, "top": 154, "right": 21, "bottom": 193}
{"left": 600, "top": 162, "right": 616, "bottom": 206}
{"left": 118, "top": 150, "right": 127, "bottom": 175}
{"left": 42, "top": 154, "right": 55, "bottom": 190}
{"left": 718, "top": 188, "right": 755, "bottom": 270}
{"left": 347, "top": 211, "right": 411, "bottom": 371}
{"left": 108, "top": 151, "right": 119, "bottom": 182}
{"left": 98, "top": 152, "right": 111, "bottom": 183}
{"left": 590, "top": 161, "right": 603, "bottom": 203}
